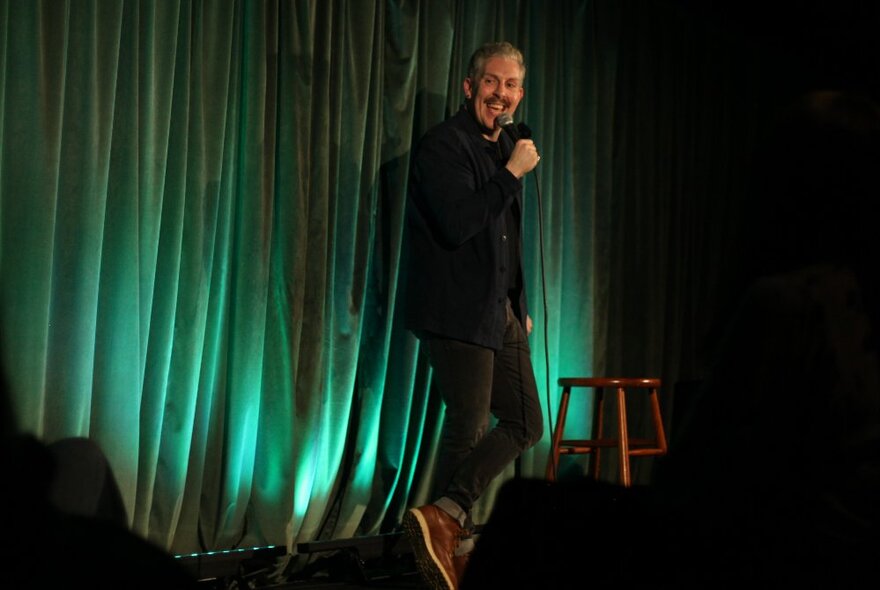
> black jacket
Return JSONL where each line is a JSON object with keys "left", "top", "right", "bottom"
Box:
{"left": 404, "top": 105, "right": 527, "bottom": 350}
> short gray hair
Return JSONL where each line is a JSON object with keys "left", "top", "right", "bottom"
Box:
{"left": 466, "top": 41, "right": 525, "bottom": 82}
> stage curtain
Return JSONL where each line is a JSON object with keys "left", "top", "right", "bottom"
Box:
{"left": 0, "top": 0, "right": 778, "bottom": 555}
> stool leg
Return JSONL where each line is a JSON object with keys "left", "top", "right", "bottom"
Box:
{"left": 617, "top": 386, "right": 631, "bottom": 487}
{"left": 546, "top": 386, "right": 572, "bottom": 481}
{"left": 589, "top": 387, "right": 605, "bottom": 480}
{"left": 649, "top": 386, "right": 668, "bottom": 454}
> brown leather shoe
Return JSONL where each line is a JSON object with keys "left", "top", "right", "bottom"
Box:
{"left": 403, "top": 505, "right": 462, "bottom": 590}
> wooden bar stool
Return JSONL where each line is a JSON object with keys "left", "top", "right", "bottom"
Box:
{"left": 545, "top": 377, "right": 668, "bottom": 487}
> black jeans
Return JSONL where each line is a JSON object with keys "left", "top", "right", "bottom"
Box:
{"left": 423, "top": 301, "right": 543, "bottom": 518}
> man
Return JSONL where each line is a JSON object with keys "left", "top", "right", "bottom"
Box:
{"left": 402, "top": 41, "right": 544, "bottom": 590}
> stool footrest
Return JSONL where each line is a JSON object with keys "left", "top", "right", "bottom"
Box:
{"left": 558, "top": 437, "right": 661, "bottom": 450}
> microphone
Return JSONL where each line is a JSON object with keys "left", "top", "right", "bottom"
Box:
{"left": 496, "top": 112, "right": 521, "bottom": 141}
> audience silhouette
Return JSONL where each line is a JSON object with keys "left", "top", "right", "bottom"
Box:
{"left": 0, "top": 358, "right": 199, "bottom": 589}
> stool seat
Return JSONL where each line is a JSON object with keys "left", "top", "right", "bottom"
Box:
{"left": 545, "top": 377, "right": 667, "bottom": 487}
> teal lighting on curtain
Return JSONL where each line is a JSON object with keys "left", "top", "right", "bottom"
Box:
{"left": 0, "top": 0, "right": 628, "bottom": 555}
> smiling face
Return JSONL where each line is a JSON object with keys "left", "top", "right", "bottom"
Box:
{"left": 463, "top": 56, "right": 525, "bottom": 140}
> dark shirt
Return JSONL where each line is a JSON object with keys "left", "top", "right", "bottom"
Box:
{"left": 404, "top": 105, "right": 527, "bottom": 350}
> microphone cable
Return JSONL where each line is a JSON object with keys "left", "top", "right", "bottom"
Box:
{"left": 499, "top": 115, "right": 556, "bottom": 474}
{"left": 528, "top": 153, "right": 556, "bottom": 468}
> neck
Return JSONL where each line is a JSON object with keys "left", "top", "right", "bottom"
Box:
{"left": 483, "top": 128, "right": 502, "bottom": 142}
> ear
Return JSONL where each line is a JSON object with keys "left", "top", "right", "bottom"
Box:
{"left": 463, "top": 77, "right": 474, "bottom": 100}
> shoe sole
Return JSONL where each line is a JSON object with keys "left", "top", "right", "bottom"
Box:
{"left": 403, "top": 508, "right": 455, "bottom": 590}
